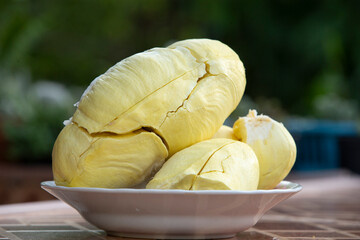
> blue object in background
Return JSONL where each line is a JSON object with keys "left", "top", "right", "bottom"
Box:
{"left": 285, "top": 119, "right": 358, "bottom": 171}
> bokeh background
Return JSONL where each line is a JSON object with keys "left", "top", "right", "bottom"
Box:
{"left": 1, "top": 0, "right": 359, "bottom": 203}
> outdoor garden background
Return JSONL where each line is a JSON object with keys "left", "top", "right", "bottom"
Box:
{"left": 0, "top": 0, "right": 359, "bottom": 203}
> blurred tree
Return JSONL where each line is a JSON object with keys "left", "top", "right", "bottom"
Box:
{"left": 0, "top": 0, "right": 360, "bottom": 162}
{"left": 1, "top": 0, "right": 359, "bottom": 117}
{"left": 0, "top": 71, "right": 78, "bottom": 162}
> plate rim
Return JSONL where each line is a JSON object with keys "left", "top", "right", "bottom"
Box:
{"left": 41, "top": 180, "right": 302, "bottom": 195}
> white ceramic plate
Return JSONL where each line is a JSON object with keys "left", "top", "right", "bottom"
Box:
{"left": 41, "top": 181, "right": 301, "bottom": 239}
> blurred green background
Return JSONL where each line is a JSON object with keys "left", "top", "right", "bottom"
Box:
{"left": 0, "top": 0, "right": 359, "bottom": 164}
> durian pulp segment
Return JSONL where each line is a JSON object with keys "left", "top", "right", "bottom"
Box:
{"left": 72, "top": 47, "right": 202, "bottom": 134}
{"left": 72, "top": 39, "right": 245, "bottom": 156}
{"left": 146, "top": 138, "right": 259, "bottom": 191}
{"left": 233, "top": 110, "right": 296, "bottom": 190}
{"left": 146, "top": 139, "right": 229, "bottom": 190}
{"left": 53, "top": 123, "right": 168, "bottom": 188}
{"left": 254, "top": 124, "right": 296, "bottom": 189}
{"left": 211, "top": 125, "right": 237, "bottom": 140}
{"left": 191, "top": 141, "right": 259, "bottom": 190}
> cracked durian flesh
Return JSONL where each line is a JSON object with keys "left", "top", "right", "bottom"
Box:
{"left": 52, "top": 123, "right": 168, "bottom": 188}
{"left": 146, "top": 138, "right": 259, "bottom": 191}
{"left": 233, "top": 110, "right": 296, "bottom": 190}
{"left": 52, "top": 39, "right": 246, "bottom": 188}
{"left": 72, "top": 39, "right": 245, "bottom": 155}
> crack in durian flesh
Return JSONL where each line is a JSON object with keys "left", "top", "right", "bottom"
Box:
{"left": 200, "top": 155, "right": 231, "bottom": 175}
{"left": 158, "top": 61, "right": 215, "bottom": 128}
{"left": 59, "top": 123, "right": 168, "bottom": 188}
{"left": 101, "top": 51, "right": 216, "bottom": 134}
{"left": 77, "top": 124, "right": 169, "bottom": 162}
{"left": 103, "top": 62, "right": 205, "bottom": 130}
{"left": 56, "top": 122, "right": 168, "bottom": 186}
{"left": 189, "top": 142, "right": 234, "bottom": 190}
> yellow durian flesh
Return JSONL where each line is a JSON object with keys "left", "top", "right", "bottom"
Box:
{"left": 233, "top": 110, "right": 296, "bottom": 190}
{"left": 146, "top": 138, "right": 259, "bottom": 191}
{"left": 52, "top": 39, "right": 246, "bottom": 188}
{"left": 212, "top": 125, "right": 237, "bottom": 140}
{"left": 53, "top": 123, "right": 168, "bottom": 188}
{"left": 72, "top": 39, "right": 245, "bottom": 155}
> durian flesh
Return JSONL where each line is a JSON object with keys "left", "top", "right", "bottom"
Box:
{"left": 233, "top": 110, "right": 296, "bottom": 189}
{"left": 146, "top": 138, "right": 259, "bottom": 191}
{"left": 52, "top": 123, "right": 168, "bottom": 188}
{"left": 212, "top": 125, "right": 237, "bottom": 140}
{"left": 52, "top": 39, "right": 246, "bottom": 188}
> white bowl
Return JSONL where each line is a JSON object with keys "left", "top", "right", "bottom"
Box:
{"left": 41, "top": 181, "right": 301, "bottom": 239}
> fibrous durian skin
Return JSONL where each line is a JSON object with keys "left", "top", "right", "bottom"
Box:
{"left": 146, "top": 138, "right": 259, "bottom": 191}
{"left": 52, "top": 39, "right": 246, "bottom": 188}
{"left": 233, "top": 110, "right": 296, "bottom": 190}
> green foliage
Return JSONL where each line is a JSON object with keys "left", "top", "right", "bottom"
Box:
{"left": 0, "top": 71, "right": 78, "bottom": 162}
{"left": 0, "top": 0, "right": 359, "bottom": 162}
{"left": 1, "top": 0, "right": 359, "bottom": 115}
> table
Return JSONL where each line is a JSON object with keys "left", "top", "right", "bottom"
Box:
{"left": 0, "top": 172, "right": 360, "bottom": 240}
